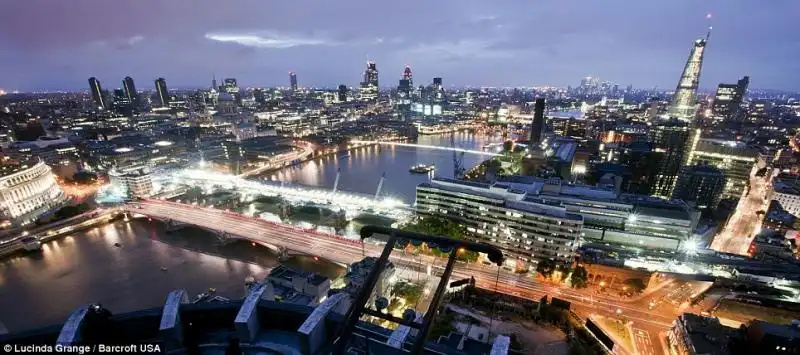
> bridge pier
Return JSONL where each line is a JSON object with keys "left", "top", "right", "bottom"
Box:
{"left": 277, "top": 246, "right": 290, "bottom": 261}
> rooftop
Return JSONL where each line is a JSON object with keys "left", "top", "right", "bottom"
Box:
{"left": 0, "top": 293, "right": 507, "bottom": 355}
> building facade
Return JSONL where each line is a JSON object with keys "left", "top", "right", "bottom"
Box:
{"left": 0, "top": 159, "right": 67, "bottom": 225}
{"left": 109, "top": 167, "right": 153, "bottom": 199}
{"left": 684, "top": 138, "right": 757, "bottom": 201}
{"left": 416, "top": 177, "right": 584, "bottom": 267}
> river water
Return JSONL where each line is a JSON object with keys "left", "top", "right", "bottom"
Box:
{"left": 266, "top": 132, "right": 502, "bottom": 202}
{"left": 0, "top": 132, "right": 499, "bottom": 333}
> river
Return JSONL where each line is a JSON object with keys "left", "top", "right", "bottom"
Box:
{"left": 266, "top": 132, "right": 502, "bottom": 202}
{"left": 0, "top": 132, "right": 499, "bottom": 333}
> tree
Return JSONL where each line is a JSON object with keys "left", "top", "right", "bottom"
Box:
{"left": 401, "top": 217, "right": 479, "bottom": 262}
{"left": 570, "top": 266, "right": 589, "bottom": 288}
{"left": 536, "top": 259, "right": 555, "bottom": 279}
{"left": 624, "top": 278, "right": 646, "bottom": 294}
{"left": 72, "top": 171, "right": 98, "bottom": 185}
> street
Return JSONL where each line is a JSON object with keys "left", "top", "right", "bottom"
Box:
{"left": 711, "top": 166, "right": 770, "bottom": 255}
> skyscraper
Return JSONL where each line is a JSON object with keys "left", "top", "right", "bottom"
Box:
{"left": 649, "top": 118, "right": 692, "bottom": 198}
{"left": 155, "top": 78, "right": 170, "bottom": 107}
{"left": 337, "top": 85, "right": 348, "bottom": 103}
{"left": 402, "top": 66, "right": 413, "bottom": 87}
{"left": 289, "top": 72, "right": 298, "bottom": 91}
{"left": 667, "top": 31, "right": 711, "bottom": 121}
{"left": 359, "top": 61, "right": 379, "bottom": 101}
{"left": 88, "top": 77, "right": 106, "bottom": 110}
{"left": 122, "top": 76, "right": 138, "bottom": 107}
{"left": 212, "top": 74, "right": 217, "bottom": 91}
{"left": 529, "top": 99, "right": 546, "bottom": 144}
{"left": 650, "top": 31, "right": 712, "bottom": 198}
{"left": 711, "top": 76, "right": 749, "bottom": 122}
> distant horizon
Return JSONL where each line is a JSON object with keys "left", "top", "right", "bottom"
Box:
{"left": 1, "top": 1, "right": 798, "bottom": 92}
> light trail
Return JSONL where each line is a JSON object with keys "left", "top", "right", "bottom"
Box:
{"left": 127, "top": 200, "right": 679, "bottom": 331}
{"left": 350, "top": 140, "right": 500, "bottom": 156}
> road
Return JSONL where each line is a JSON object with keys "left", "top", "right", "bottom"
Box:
{"left": 129, "top": 199, "right": 682, "bottom": 354}
{"left": 711, "top": 167, "right": 770, "bottom": 255}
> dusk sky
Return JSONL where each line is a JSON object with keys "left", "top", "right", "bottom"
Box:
{"left": 2, "top": 0, "right": 799, "bottom": 92}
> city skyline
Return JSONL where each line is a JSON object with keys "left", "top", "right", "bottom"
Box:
{"left": 1, "top": 0, "right": 799, "bottom": 92}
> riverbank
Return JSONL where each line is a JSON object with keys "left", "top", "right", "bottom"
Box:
{"left": 0, "top": 211, "right": 123, "bottom": 259}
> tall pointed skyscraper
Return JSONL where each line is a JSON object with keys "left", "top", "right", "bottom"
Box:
{"left": 649, "top": 27, "right": 711, "bottom": 199}
{"left": 667, "top": 28, "right": 711, "bottom": 121}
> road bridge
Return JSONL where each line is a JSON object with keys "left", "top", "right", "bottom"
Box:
{"left": 123, "top": 200, "right": 683, "bottom": 332}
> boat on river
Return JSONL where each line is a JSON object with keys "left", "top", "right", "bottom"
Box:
{"left": 409, "top": 164, "right": 435, "bottom": 174}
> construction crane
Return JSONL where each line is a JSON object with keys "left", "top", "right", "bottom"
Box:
{"left": 450, "top": 134, "right": 466, "bottom": 178}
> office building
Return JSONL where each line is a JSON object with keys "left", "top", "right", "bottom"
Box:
{"left": 122, "top": 76, "right": 138, "bottom": 107}
{"left": 0, "top": 158, "right": 67, "bottom": 226}
{"left": 253, "top": 88, "right": 265, "bottom": 104}
{"left": 108, "top": 166, "right": 153, "bottom": 199}
{"left": 289, "top": 71, "right": 298, "bottom": 91}
{"left": 648, "top": 118, "right": 693, "bottom": 198}
{"left": 668, "top": 313, "right": 733, "bottom": 355}
{"left": 772, "top": 178, "right": 800, "bottom": 218}
{"left": 684, "top": 138, "right": 757, "bottom": 200}
{"left": 88, "top": 77, "right": 106, "bottom": 110}
{"left": 673, "top": 164, "right": 726, "bottom": 211}
{"left": 359, "top": 61, "right": 379, "bottom": 101}
{"left": 416, "top": 177, "right": 584, "bottom": 267}
{"left": 337, "top": 84, "right": 348, "bottom": 103}
{"left": 711, "top": 76, "right": 749, "bottom": 122}
{"left": 529, "top": 99, "right": 546, "bottom": 144}
{"left": 667, "top": 32, "right": 710, "bottom": 121}
{"left": 154, "top": 78, "right": 170, "bottom": 107}
{"left": 222, "top": 78, "right": 239, "bottom": 93}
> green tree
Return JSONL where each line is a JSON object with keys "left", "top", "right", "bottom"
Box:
{"left": 72, "top": 171, "right": 98, "bottom": 185}
{"left": 401, "top": 217, "right": 478, "bottom": 262}
{"left": 536, "top": 259, "right": 555, "bottom": 278}
{"left": 570, "top": 266, "right": 589, "bottom": 288}
{"left": 624, "top": 278, "right": 646, "bottom": 294}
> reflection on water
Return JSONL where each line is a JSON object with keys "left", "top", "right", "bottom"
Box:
{"left": 0, "top": 218, "right": 344, "bottom": 333}
{"left": 266, "top": 132, "right": 502, "bottom": 202}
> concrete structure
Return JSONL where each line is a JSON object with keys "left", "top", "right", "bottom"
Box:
{"left": 0, "top": 158, "right": 67, "bottom": 225}
{"left": 344, "top": 257, "right": 395, "bottom": 307}
{"left": 0, "top": 290, "right": 511, "bottom": 355}
{"left": 263, "top": 265, "right": 331, "bottom": 306}
{"left": 416, "top": 177, "right": 584, "bottom": 267}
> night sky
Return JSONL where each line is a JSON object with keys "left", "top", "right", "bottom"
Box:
{"left": 2, "top": 0, "right": 798, "bottom": 92}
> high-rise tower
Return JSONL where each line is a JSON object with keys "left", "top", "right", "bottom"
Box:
{"left": 649, "top": 26, "right": 712, "bottom": 198}
{"left": 667, "top": 29, "right": 711, "bottom": 121}
{"left": 122, "top": 76, "right": 138, "bottom": 107}
{"left": 88, "top": 77, "right": 105, "bottom": 110}
{"left": 359, "top": 61, "right": 379, "bottom": 101}
{"left": 155, "top": 78, "right": 170, "bottom": 107}
{"left": 289, "top": 72, "right": 298, "bottom": 91}
{"left": 529, "top": 99, "right": 546, "bottom": 144}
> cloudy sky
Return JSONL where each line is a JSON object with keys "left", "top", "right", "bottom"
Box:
{"left": 1, "top": 0, "right": 798, "bottom": 92}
